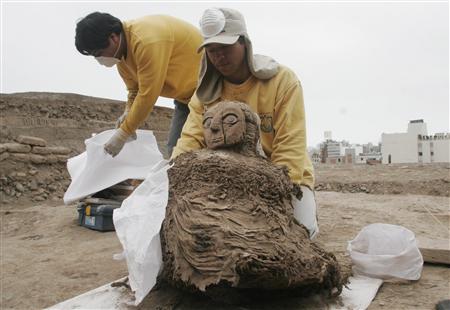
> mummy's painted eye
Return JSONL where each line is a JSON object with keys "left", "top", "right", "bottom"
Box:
{"left": 223, "top": 114, "right": 238, "bottom": 125}
{"left": 203, "top": 117, "right": 212, "bottom": 129}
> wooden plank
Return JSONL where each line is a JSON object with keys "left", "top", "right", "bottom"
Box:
{"left": 418, "top": 238, "right": 450, "bottom": 265}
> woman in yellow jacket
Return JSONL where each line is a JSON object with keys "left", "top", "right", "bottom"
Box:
{"left": 173, "top": 8, "right": 318, "bottom": 238}
{"left": 75, "top": 12, "right": 203, "bottom": 157}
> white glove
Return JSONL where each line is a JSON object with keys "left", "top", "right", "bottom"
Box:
{"left": 104, "top": 128, "right": 136, "bottom": 157}
{"left": 115, "top": 110, "right": 129, "bottom": 128}
{"left": 115, "top": 110, "right": 137, "bottom": 140}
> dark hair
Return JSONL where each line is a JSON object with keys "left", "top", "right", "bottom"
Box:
{"left": 75, "top": 12, "right": 123, "bottom": 56}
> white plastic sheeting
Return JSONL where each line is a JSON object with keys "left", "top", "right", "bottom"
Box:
{"left": 113, "top": 160, "right": 170, "bottom": 305}
{"left": 348, "top": 223, "right": 424, "bottom": 280}
{"left": 331, "top": 276, "right": 383, "bottom": 310}
{"left": 47, "top": 275, "right": 383, "bottom": 310}
{"left": 63, "top": 130, "right": 163, "bottom": 204}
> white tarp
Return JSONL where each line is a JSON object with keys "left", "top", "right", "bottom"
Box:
{"left": 63, "top": 129, "right": 163, "bottom": 204}
{"left": 331, "top": 276, "right": 383, "bottom": 310}
{"left": 47, "top": 275, "right": 383, "bottom": 310}
{"left": 113, "top": 160, "right": 170, "bottom": 305}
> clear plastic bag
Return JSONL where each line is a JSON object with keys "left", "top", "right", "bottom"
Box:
{"left": 347, "top": 223, "right": 423, "bottom": 280}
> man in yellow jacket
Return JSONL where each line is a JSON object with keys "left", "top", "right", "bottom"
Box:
{"left": 75, "top": 12, "right": 203, "bottom": 157}
{"left": 173, "top": 8, "right": 318, "bottom": 238}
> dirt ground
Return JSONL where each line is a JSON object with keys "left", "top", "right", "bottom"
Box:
{"left": 1, "top": 93, "right": 449, "bottom": 309}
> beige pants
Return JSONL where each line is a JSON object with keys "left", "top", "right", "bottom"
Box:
{"left": 292, "top": 186, "right": 319, "bottom": 239}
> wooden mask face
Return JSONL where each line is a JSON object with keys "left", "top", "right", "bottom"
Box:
{"left": 203, "top": 101, "right": 246, "bottom": 149}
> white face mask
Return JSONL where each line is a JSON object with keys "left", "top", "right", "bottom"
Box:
{"left": 95, "top": 56, "right": 121, "bottom": 67}
{"left": 95, "top": 33, "right": 122, "bottom": 67}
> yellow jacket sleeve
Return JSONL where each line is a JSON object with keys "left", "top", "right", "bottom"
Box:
{"left": 271, "top": 81, "right": 311, "bottom": 185}
{"left": 171, "top": 94, "right": 206, "bottom": 158}
{"left": 117, "top": 67, "right": 138, "bottom": 111}
{"left": 120, "top": 41, "right": 173, "bottom": 134}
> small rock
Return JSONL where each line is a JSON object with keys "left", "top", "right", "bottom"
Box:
{"left": 47, "top": 184, "right": 58, "bottom": 192}
{"left": 0, "top": 144, "right": 6, "bottom": 153}
{"left": 10, "top": 153, "right": 31, "bottom": 162}
{"left": 29, "top": 154, "right": 47, "bottom": 164}
{"left": 15, "top": 183, "right": 25, "bottom": 192}
{"left": 341, "top": 215, "right": 352, "bottom": 220}
{"left": 51, "top": 196, "right": 60, "bottom": 202}
{"left": 35, "top": 188, "right": 46, "bottom": 194}
{"left": 29, "top": 180, "right": 38, "bottom": 190}
{"left": 3, "top": 143, "right": 32, "bottom": 153}
{"left": 0, "top": 152, "right": 9, "bottom": 161}
{"left": 33, "top": 146, "right": 71, "bottom": 155}
{"left": 34, "top": 196, "right": 46, "bottom": 202}
{"left": 21, "top": 234, "right": 43, "bottom": 241}
{"left": 28, "top": 169, "right": 38, "bottom": 176}
{"left": 46, "top": 155, "right": 58, "bottom": 164}
{"left": 16, "top": 172, "right": 27, "bottom": 178}
{"left": 31, "top": 146, "right": 52, "bottom": 155}
{"left": 57, "top": 155, "right": 69, "bottom": 162}
{"left": 207, "top": 195, "right": 218, "bottom": 202}
{"left": 16, "top": 135, "right": 47, "bottom": 147}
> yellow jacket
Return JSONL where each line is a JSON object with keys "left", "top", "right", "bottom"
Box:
{"left": 173, "top": 65, "right": 315, "bottom": 188}
{"left": 118, "top": 15, "right": 203, "bottom": 134}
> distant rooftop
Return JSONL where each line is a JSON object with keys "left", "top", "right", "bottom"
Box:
{"left": 410, "top": 119, "right": 424, "bottom": 124}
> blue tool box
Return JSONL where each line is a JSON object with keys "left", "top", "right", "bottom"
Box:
{"left": 77, "top": 201, "right": 121, "bottom": 231}
{"left": 76, "top": 181, "right": 138, "bottom": 231}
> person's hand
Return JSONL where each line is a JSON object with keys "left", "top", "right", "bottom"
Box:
{"left": 104, "top": 128, "right": 135, "bottom": 157}
{"left": 115, "top": 110, "right": 129, "bottom": 129}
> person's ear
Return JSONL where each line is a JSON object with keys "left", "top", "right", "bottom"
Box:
{"left": 110, "top": 33, "right": 119, "bottom": 44}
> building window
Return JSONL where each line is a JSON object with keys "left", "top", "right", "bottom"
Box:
{"left": 418, "top": 152, "right": 423, "bottom": 156}
{"left": 431, "top": 151, "right": 434, "bottom": 156}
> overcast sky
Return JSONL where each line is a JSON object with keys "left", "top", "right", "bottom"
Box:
{"left": 1, "top": 1, "right": 448, "bottom": 147}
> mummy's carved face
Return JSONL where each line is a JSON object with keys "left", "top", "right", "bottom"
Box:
{"left": 203, "top": 102, "right": 246, "bottom": 149}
